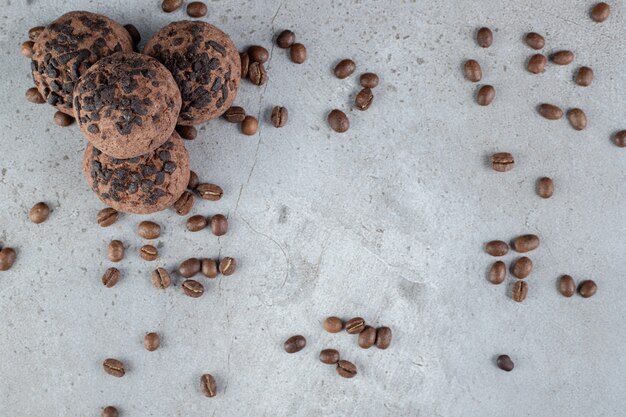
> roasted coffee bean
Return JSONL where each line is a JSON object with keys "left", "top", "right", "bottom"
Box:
{"left": 248, "top": 62, "right": 267, "bottom": 86}
{"left": 284, "top": 335, "right": 306, "bottom": 353}
{"left": 276, "top": 30, "right": 295, "bottom": 48}
{"left": 179, "top": 258, "right": 201, "bottom": 278}
{"left": 463, "top": 59, "right": 482, "bottom": 82}
{"left": 328, "top": 109, "right": 349, "bottom": 133}
{"left": 567, "top": 108, "right": 587, "bottom": 131}
{"left": 151, "top": 267, "right": 171, "bottom": 289}
{"left": 173, "top": 191, "right": 195, "bottom": 215}
{"left": 491, "top": 152, "right": 514, "bottom": 172}
{"left": 28, "top": 202, "right": 50, "bottom": 224}
{"left": 103, "top": 358, "right": 125, "bottom": 377}
{"left": 223, "top": 106, "right": 246, "bottom": 123}
{"left": 210, "top": 214, "right": 228, "bottom": 236}
{"left": 201, "top": 374, "right": 217, "bottom": 397}
{"left": 334, "top": 59, "right": 356, "bottom": 79}
{"left": 53, "top": 111, "right": 74, "bottom": 127}
{"left": 527, "top": 54, "right": 547, "bottom": 74}
{"left": 271, "top": 106, "right": 288, "bottom": 127}
{"left": 376, "top": 327, "right": 392, "bottom": 349}
{"left": 187, "top": 1, "right": 208, "bottom": 17}
{"left": 161, "top": 0, "right": 182, "bottom": 12}
{"left": 188, "top": 171, "right": 199, "bottom": 190}
{"left": 512, "top": 280, "right": 528, "bottom": 302}
{"left": 21, "top": 41, "right": 34, "bottom": 58}
{"left": 575, "top": 66, "right": 593, "bottom": 87}
{"left": 551, "top": 50, "right": 574, "bottom": 65}
{"left": 144, "top": 332, "right": 160, "bottom": 351}
{"left": 138, "top": 221, "right": 161, "bottom": 239}
{"left": 28, "top": 26, "right": 45, "bottom": 41}
{"left": 488, "top": 261, "right": 506, "bottom": 285}
{"left": 497, "top": 354, "right": 514, "bottom": 371}
{"left": 97, "top": 208, "right": 118, "bottom": 227}
{"left": 0, "top": 248, "right": 16, "bottom": 271}
{"left": 485, "top": 240, "right": 509, "bottom": 256}
{"left": 25, "top": 87, "right": 45, "bottom": 104}
{"left": 219, "top": 257, "right": 237, "bottom": 276}
{"left": 614, "top": 131, "right": 626, "bottom": 147}
{"left": 201, "top": 258, "right": 218, "bottom": 278}
{"left": 182, "top": 279, "right": 204, "bottom": 298}
{"left": 336, "top": 360, "right": 357, "bottom": 378}
{"left": 187, "top": 215, "right": 207, "bottom": 232}
{"left": 241, "top": 116, "right": 259, "bottom": 135}
{"left": 559, "top": 275, "right": 576, "bottom": 297}
{"left": 525, "top": 32, "right": 545, "bottom": 50}
{"left": 290, "top": 43, "right": 307, "bottom": 64}
{"left": 323, "top": 316, "right": 343, "bottom": 333}
{"left": 102, "top": 267, "right": 120, "bottom": 288}
{"left": 124, "top": 24, "right": 141, "bottom": 46}
{"left": 360, "top": 72, "right": 379, "bottom": 88}
{"left": 240, "top": 52, "right": 250, "bottom": 78}
{"left": 101, "top": 406, "right": 119, "bottom": 417}
{"left": 537, "top": 177, "right": 554, "bottom": 198}
{"left": 248, "top": 45, "right": 269, "bottom": 63}
{"left": 476, "top": 27, "right": 493, "bottom": 48}
{"left": 140, "top": 245, "right": 158, "bottom": 261}
{"left": 538, "top": 103, "right": 563, "bottom": 120}
{"left": 358, "top": 326, "right": 377, "bottom": 349}
{"left": 355, "top": 88, "right": 373, "bottom": 111}
{"left": 476, "top": 85, "right": 495, "bottom": 106}
{"left": 511, "top": 256, "right": 533, "bottom": 279}
{"left": 197, "top": 183, "right": 224, "bottom": 201}
{"left": 591, "top": 2, "right": 610, "bottom": 22}
{"left": 578, "top": 280, "right": 597, "bottom": 298}
{"left": 320, "top": 349, "right": 340, "bottom": 364}
{"left": 107, "top": 240, "right": 124, "bottom": 262}
{"left": 345, "top": 317, "right": 365, "bottom": 334}
{"left": 176, "top": 125, "right": 197, "bottom": 140}
{"left": 512, "top": 234, "right": 540, "bottom": 253}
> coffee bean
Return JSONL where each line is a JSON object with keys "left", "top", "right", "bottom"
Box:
{"left": 463, "top": 59, "right": 482, "bottom": 82}
{"left": 488, "top": 261, "right": 506, "bottom": 285}
{"left": 525, "top": 32, "right": 545, "bottom": 50}
{"left": 345, "top": 317, "right": 365, "bottom": 334}
{"left": 102, "top": 267, "right": 120, "bottom": 288}
{"left": 511, "top": 256, "right": 533, "bottom": 279}
{"left": 284, "top": 335, "right": 306, "bottom": 353}
{"left": 179, "top": 258, "right": 201, "bottom": 278}
{"left": 21, "top": 41, "right": 34, "bottom": 58}
{"left": 151, "top": 267, "right": 171, "bottom": 289}
{"left": 28, "top": 202, "right": 50, "bottom": 224}
{"left": 358, "top": 326, "right": 377, "bottom": 349}
{"left": 176, "top": 125, "right": 197, "bottom": 140}
{"left": 219, "top": 257, "right": 236, "bottom": 276}
{"left": 223, "top": 106, "right": 246, "bottom": 123}
{"left": 144, "top": 332, "right": 160, "bottom": 351}
{"left": 613, "top": 130, "right": 626, "bottom": 147}
{"left": 567, "top": 108, "right": 587, "bottom": 131}
{"left": 290, "top": 43, "right": 307, "bottom": 64}
{"left": 210, "top": 214, "right": 228, "bottom": 236}
{"left": 97, "top": 208, "right": 118, "bottom": 227}
{"left": 107, "top": 240, "right": 124, "bottom": 262}
{"left": 360, "top": 72, "right": 379, "bottom": 88}
{"left": 28, "top": 26, "right": 45, "bottom": 41}
{"left": 511, "top": 280, "right": 528, "bottom": 302}
{"left": 201, "top": 258, "right": 218, "bottom": 278}
{"left": 138, "top": 221, "right": 161, "bottom": 239}
{"left": 182, "top": 279, "right": 204, "bottom": 298}
{"left": 201, "top": 374, "right": 217, "bottom": 397}
{"left": 248, "top": 62, "right": 267, "bottom": 86}
{"left": 124, "top": 24, "right": 141, "bottom": 46}
{"left": 355, "top": 88, "right": 373, "bottom": 111}
{"left": 551, "top": 50, "right": 574, "bottom": 65}
{"left": 538, "top": 103, "right": 563, "bottom": 120}
{"left": 527, "top": 54, "right": 547, "bottom": 74}
{"left": 101, "top": 406, "right": 119, "bottom": 417}
{"left": 575, "top": 66, "right": 593, "bottom": 87}
{"left": 320, "top": 349, "right": 340, "bottom": 364}
{"left": 187, "top": 215, "right": 207, "bottom": 232}
{"left": 161, "top": 0, "right": 182, "bottom": 12}
{"left": 103, "top": 358, "right": 125, "bottom": 377}
{"left": 240, "top": 52, "right": 250, "bottom": 78}
{"left": 276, "top": 30, "right": 295, "bottom": 48}
{"left": 271, "top": 106, "right": 288, "bottom": 127}
{"left": 476, "top": 85, "right": 495, "bottom": 106}
{"left": 375, "top": 327, "right": 392, "bottom": 349}
{"left": 140, "top": 245, "right": 158, "bottom": 261}
{"left": 26, "top": 87, "right": 45, "bottom": 104}
{"left": 496, "top": 354, "right": 514, "bottom": 371}
{"left": 491, "top": 152, "right": 514, "bottom": 172}
{"left": 187, "top": 1, "right": 208, "bottom": 17}
{"left": 578, "top": 280, "right": 597, "bottom": 298}
{"left": 173, "top": 191, "right": 195, "bottom": 216}
{"left": 591, "top": 2, "right": 610, "bottom": 22}
{"left": 53, "top": 111, "right": 74, "bottom": 127}
{"left": 241, "top": 116, "right": 258, "bottom": 135}
{"left": 336, "top": 360, "right": 357, "bottom": 378}
{"left": 476, "top": 27, "right": 493, "bottom": 48}
{"left": 323, "top": 316, "right": 343, "bottom": 333}
{"left": 537, "top": 177, "right": 554, "bottom": 198}
{"left": 512, "top": 234, "right": 540, "bottom": 253}
{"left": 197, "top": 183, "right": 224, "bottom": 201}
{"left": 334, "top": 59, "right": 356, "bottom": 79}
{"left": 188, "top": 171, "right": 200, "bottom": 190}
{"left": 328, "top": 109, "right": 349, "bottom": 133}
{"left": 485, "top": 240, "right": 509, "bottom": 256}
{"left": 559, "top": 275, "right": 576, "bottom": 297}
{"left": 248, "top": 45, "right": 269, "bottom": 63}
{"left": 0, "top": 248, "right": 16, "bottom": 271}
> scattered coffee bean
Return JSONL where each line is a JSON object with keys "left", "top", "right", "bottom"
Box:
{"left": 578, "top": 280, "right": 597, "bottom": 298}
{"left": 182, "top": 279, "right": 204, "bottom": 298}
{"left": 276, "top": 30, "right": 295, "bottom": 48}
{"left": 0, "top": 248, "right": 16, "bottom": 271}
{"left": 334, "top": 59, "right": 356, "bottom": 79}
{"left": 248, "top": 45, "right": 269, "bottom": 63}
{"left": 21, "top": 40, "right": 34, "bottom": 58}
{"left": 187, "top": 1, "right": 208, "bottom": 17}
{"left": 591, "top": 2, "right": 610, "bottom": 22}
{"left": 124, "top": 24, "right": 141, "bottom": 46}
{"left": 476, "top": 27, "right": 493, "bottom": 48}
{"left": 173, "top": 191, "right": 195, "bottom": 216}
{"left": 511, "top": 256, "right": 533, "bottom": 279}
{"left": 290, "top": 43, "right": 307, "bottom": 64}
{"left": 485, "top": 240, "right": 509, "bottom": 256}
{"left": 239, "top": 51, "right": 250, "bottom": 78}
{"left": 360, "top": 72, "right": 379, "bottom": 88}
{"left": 28, "top": 26, "right": 45, "bottom": 41}
{"left": 559, "top": 275, "right": 576, "bottom": 297}
{"left": 538, "top": 103, "right": 564, "bottom": 120}
{"left": 188, "top": 171, "right": 200, "bottom": 190}
{"left": 103, "top": 358, "right": 125, "bottom": 377}
{"left": 512, "top": 234, "right": 540, "bottom": 253}
{"left": 97, "top": 207, "right": 118, "bottom": 227}
{"left": 248, "top": 62, "right": 267, "bottom": 85}
{"left": 375, "top": 327, "right": 392, "bottom": 349}
{"left": 201, "top": 258, "right": 218, "bottom": 278}
{"left": 476, "top": 85, "right": 495, "bottom": 106}
{"left": 527, "top": 54, "right": 547, "bottom": 74}
{"left": 345, "top": 317, "right": 365, "bottom": 334}
{"left": 496, "top": 354, "right": 514, "bottom": 371}
{"left": 323, "top": 316, "right": 343, "bottom": 333}
{"left": 511, "top": 280, "right": 528, "bottom": 302}
{"left": 151, "top": 267, "right": 171, "bottom": 289}
{"left": 575, "top": 66, "right": 593, "bottom": 87}
{"left": 284, "top": 335, "right": 307, "bottom": 353}
{"left": 319, "top": 349, "right": 340, "bottom": 364}
{"left": 271, "top": 106, "right": 288, "bottom": 127}
{"left": 525, "top": 32, "right": 545, "bottom": 50}
{"left": 219, "top": 257, "right": 237, "bottom": 276}
{"left": 179, "top": 258, "right": 201, "bottom": 278}
{"left": 138, "top": 221, "right": 161, "bottom": 239}
{"left": 223, "top": 106, "right": 246, "bottom": 123}
{"left": 551, "top": 50, "right": 574, "bottom": 65}
{"left": 201, "top": 374, "right": 217, "bottom": 397}
{"left": 102, "top": 267, "right": 120, "bottom": 288}
{"left": 463, "top": 59, "right": 482, "bottom": 82}
{"left": 241, "top": 116, "right": 259, "bottom": 135}
{"left": 53, "top": 111, "right": 74, "bottom": 127}
{"left": 328, "top": 109, "right": 349, "bottom": 133}
{"left": 197, "top": 183, "right": 224, "bottom": 201}
{"left": 140, "top": 245, "right": 158, "bottom": 261}
{"left": 107, "top": 240, "right": 124, "bottom": 263}
{"left": 25, "top": 87, "right": 45, "bottom": 104}
{"left": 210, "top": 214, "right": 228, "bottom": 236}
{"left": 101, "top": 406, "right": 119, "bottom": 417}
{"left": 176, "top": 125, "right": 197, "bottom": 140}
{"left": 567, "top": 108, "right": 587, "bottom": 131}
{"left": 187, "top": 215, "right": 207, "bottom": 232}
{"left": 144, "top": 332, "right": 160, "bottom": 351}
{"left": 161, "top": 0, "right": 182, "bottom": 12}
{"left": 336, "top": 360, "right": 357, "bottom": 378}
{"left": 488, "top": 261, "right": 506, "bottom": 285}
{"left": 537, "top": 177, "right": 554, "bottom": 198}
{"left": 358, "top": 326, "right": 377, "bottom": 349}
{"left": 613, "top": 130, "right": 626, "bottom": 147}
{"left": 28, "top": 202, "right": 50, "bottom": 224}
{"left": 355, "top": 88, "right": 373, "bottom": 111}
{"left": 491, "top": 152, "right": 514, "bottom": 172}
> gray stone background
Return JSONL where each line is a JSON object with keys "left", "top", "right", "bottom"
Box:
{"left": 0, "top": 0, "right": 625, "bottom": 416}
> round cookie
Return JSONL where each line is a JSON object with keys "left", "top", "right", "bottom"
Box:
{"left": 74, "top": 52, "right": 182, "bottom": 159}
{"left": 144, "top": 20, "right": 241, "bottom": 125}
{"left": 31, "top": 11, "right": 133, "bottom": 115}
{"left": 83, "top": 132, "right": 190, "bottom": 214}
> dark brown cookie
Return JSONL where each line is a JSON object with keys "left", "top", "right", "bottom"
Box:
{"left": 83, "top": 132, "right": 190, "bottom": 214}
{"left": 74, "top": 52, "right": 181, "bottom": 159}
{"left": 31, "top": 11, "right": 133, "bottom": 115}
{"left": 144, "top": 20, "right": 241, "bottom": 125}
